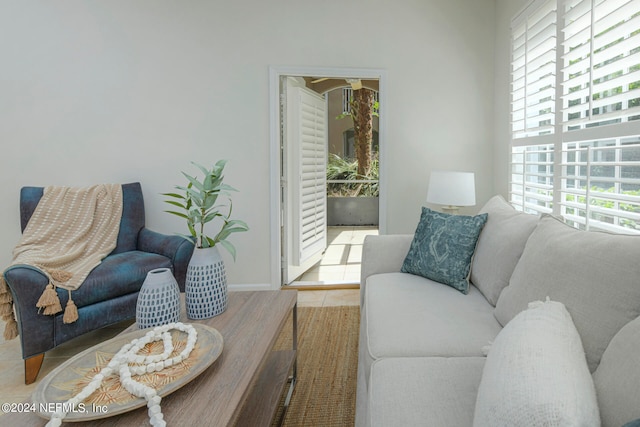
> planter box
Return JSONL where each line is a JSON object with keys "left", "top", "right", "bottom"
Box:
{"left": 327, "top": 196, "right": 379, "bottom": 226}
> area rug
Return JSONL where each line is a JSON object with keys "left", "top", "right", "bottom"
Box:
{"left": 272, "top": 305, "right": 360, "bottom": 427}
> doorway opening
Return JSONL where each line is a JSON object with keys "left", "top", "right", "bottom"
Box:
{"left": 269, "top": 67, "right": 386, "bottom": 290}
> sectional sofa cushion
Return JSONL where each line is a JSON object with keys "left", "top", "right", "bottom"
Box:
{"left": 401, "top": 207, "right": 488, "bottom": 294}
{"left": 474, "top": 299, "right": 599, "bottom": 427}
{"left": 470, "top": 195, "right": 539, "bottom": 306}
{"left": 593, "top": 314, "right": 640, "bottom": 427}
{"left": 369, "top": 357, "right": 485, "bottom": 427}
{"left": 361, "top": 272, "right": 502, "bottom": 387}
{"left": 494, "top": 214, "right": 640, "bottom": 372}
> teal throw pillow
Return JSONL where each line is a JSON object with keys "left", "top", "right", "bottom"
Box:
{"left": 623, "top": 420, "right": 640, "bottom": 427}
{"left": 401, "top": 207, "right": 488, "bottom": 294}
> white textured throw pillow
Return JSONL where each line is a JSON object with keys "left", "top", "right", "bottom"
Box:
{"left": 473, "top": 299, "right": 600, "bottom": 427}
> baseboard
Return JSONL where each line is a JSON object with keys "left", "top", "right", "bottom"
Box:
{"left": 228, "top": 283, "right": 275, "bottom": 292}
{"left": 284, "top": 283, "right": 360, "bottom": 291}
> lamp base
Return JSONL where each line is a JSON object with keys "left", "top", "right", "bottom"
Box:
{"left": 441, "top": 205, "right": 461, "bottom": 215}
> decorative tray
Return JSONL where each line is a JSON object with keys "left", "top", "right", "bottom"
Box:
{"left": 32, "top": 323, "right": 223, "bottom": 422}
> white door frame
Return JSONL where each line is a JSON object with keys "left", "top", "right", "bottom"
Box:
{"left": 269, "top": 65, "right": 388, "bottom": 290}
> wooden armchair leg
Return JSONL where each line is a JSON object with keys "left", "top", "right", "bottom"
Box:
{"left": 25, "top": 353, "right": 45, "bottom": 385}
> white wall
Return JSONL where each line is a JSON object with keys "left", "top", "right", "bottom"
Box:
{"left": 1, "top": 0, "right": 496, "bottom": 288}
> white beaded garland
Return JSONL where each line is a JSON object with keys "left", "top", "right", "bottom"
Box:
{"left": 45, "top": 322, "right": 197, "bottom": 427}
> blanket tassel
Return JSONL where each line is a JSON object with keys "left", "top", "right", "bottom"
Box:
{"left": 0, "top": 276, "right": 17, "bottom": 340}
{"left": 37, "top": 284, "right": 62, "bottom": 315}
{"left": 0, "top": 276, "right": 9, "bottom": 294}
{"left": 63, "top": 291, "right": 78, "bottom": 324}
{"left": 3, "top": 317, "right": 18, "bottom": 341}
{"left": 0, "top": 276, "right": 13, "bottom": 317}
{"left": 0, "top": 301, "right": 13, "bottom": 317}
{"left": 3, "top": 314, "right": 17, "bottom": 340}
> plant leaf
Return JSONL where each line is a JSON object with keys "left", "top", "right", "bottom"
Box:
{"left": 164, "top": 210, "right": 190, "bottom": 220}
{"left": 225, "top": 219, "right": 249, "bottom": 230}
{"left": 191, "top": 162, "right": 210, "bottom": 178}
{"left": 214, "top": 159, "right": 228, "bottom": 173}
{"left": 219, "top": 183, "right": 238, "bottom": 192}
{"left": 202, "top": 212, "right": 222, "bottom": 223}
{"left": 162, "top": 192, "right": 186, "bottom": 200}
{"left": 218, "top": 239, "right": 236, "bottom": 261}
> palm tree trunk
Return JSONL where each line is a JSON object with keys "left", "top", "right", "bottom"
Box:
{"left": 351, "top": 88, "right": 374, "bottom": 177}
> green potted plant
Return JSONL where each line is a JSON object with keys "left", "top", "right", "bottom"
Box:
{"left": 164, "top": 160, "right": 248, "bottom": 319}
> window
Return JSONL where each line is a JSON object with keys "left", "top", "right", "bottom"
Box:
{"left": 510, "top": 0, "right": 640, "bottom": 234}
{"left": 341, "top": 88, "right": 380, "bottom": 114}
{"left": 510, "top": 144, "right": 555, "bottom": 214}
{"left": 560, "top": 136, "right": 640, "bottom": 232}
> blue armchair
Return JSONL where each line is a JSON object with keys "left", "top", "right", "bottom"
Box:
{"left": 3, "top": 182, "right": 193, "bottom": 384}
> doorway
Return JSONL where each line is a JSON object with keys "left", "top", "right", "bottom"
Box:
{"left": 268, "top": 66, "right": 387, "bottom": 290}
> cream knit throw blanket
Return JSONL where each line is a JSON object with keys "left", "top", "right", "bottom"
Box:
{"left": 0, "top": 184, "right": 123, "bottom": 340}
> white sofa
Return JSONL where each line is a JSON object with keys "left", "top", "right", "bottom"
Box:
{"left": 356, "top": 196, "right": 640, "bottom": 427}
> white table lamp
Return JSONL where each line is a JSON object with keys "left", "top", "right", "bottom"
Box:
{"left": 426, "top": 171, "right": 476, "bottom": 214}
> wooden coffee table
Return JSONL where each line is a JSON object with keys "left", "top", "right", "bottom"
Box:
{"left": 4, "top": 290, "right": 298, "bottom": 426}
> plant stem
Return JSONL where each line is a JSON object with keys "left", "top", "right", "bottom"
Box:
{"left": 199, "top": 207, "right": 205, "bottom": 247}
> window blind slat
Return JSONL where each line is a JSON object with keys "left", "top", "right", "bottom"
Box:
{"left": 593, "top": 0, "right": 634, "bottom": 30}
{"left": 592, "top": 50, "right": 640, "bottom": 83}
{"left": 593, "top": 11, "right": 640, "bottom": 48}
{"left": 562, "top": 0, "right": 591, "bottom": 23}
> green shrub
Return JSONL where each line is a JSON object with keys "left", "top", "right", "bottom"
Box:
{"left": 326, "top": 153, "right": 379, "bottom": 197}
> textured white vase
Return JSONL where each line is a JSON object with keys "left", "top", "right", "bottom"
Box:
{"left": 136, "top": 268, "right": 181, "bottom": 329}
{"left": 185, "top": 246, "right": 228, "bottom": 319}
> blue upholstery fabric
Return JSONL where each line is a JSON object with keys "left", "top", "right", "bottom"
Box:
{"left": 3, "top": 182, "right": 193, "bottom": 366}
{"left": 112, "top": 182, "right": 146, "bottom": 254}
{"left": 54, "top": 293, "right": 140, "bottom": 345}
{"left": 401, "top": 207, "right": 488, "bottom": 294}
{"left": 3, "top": 266, "right": 53, "bottom": 357}
{"left": 18, "top": 186, "right": 44, "bottom": 232}
{"left": 55, "top": 252, "right": 172, "bottom": 308}
{"left": 138, "top": 228, "right": 193, "bottom": 291}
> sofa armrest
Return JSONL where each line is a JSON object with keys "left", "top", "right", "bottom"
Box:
{"left": 360, "top": 234, "right": 413, "bottom": 304}
{"left": 137, "top": 228, "right": 194, "bottom": 290}
{"left": 3, "top": 266, "right": 55, "bottom": 358}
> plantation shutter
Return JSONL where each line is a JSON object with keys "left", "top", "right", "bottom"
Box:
{"left": 510, "top": 0, "right": 640, "bottom": 233}
{"left": 289, "top": 86, "right": 327, "bottom": 266}
{"left": 512, "top": 0, "right": 558, "bottom": 142}
{"left": 510, "top": 0, "right": 558, "bottom": 214}
{"left": 561, "top": 0, "right": 640, "bottom": 135}
{"left": 558, "top": 0, "right": 640, "bottom": 233}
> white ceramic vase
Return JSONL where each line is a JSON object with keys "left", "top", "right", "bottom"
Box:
{"left": 136, "top": 268, "right": 181, "bottom": 329}
{"left": 185, "top": 246, "right": 228, "bottom": 319}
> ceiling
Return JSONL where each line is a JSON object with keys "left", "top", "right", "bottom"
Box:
{"left": 303, "top": 77, "right": 380, "bottom": 94}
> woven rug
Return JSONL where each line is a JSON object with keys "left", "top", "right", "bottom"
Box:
{"left": 272, "top": 305, "right": 360, "bottom": 427}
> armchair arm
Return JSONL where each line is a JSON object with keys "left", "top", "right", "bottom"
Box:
{"left": 3, "top": 266, "right": 55, "bottom": 358}
{"left": 137, "top": 228, "right": 194, "bottom": 291}
{"left": 360, "top": 234, "right": 413, "bottom": 305}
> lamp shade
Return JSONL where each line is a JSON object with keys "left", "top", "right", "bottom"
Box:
{"left": 426, "top": 171, "right": 476, "bottom": 207}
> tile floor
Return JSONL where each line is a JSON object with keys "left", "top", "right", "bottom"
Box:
{"left": 0, "top": 289, "right": 359, "bottom": 413}
{"left": 294, "top": 226, "right": 378, "bottom": 284}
